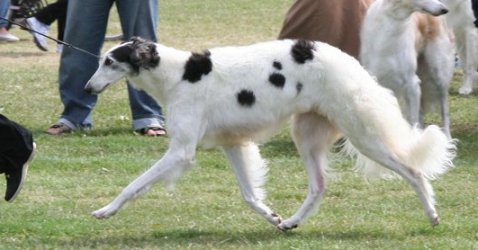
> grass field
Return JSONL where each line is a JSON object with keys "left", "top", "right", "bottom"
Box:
{"left": 1, "top": 1, "right": 477, "bottom": 249}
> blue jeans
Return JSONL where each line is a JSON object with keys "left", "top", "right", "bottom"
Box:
{"left": 58, "top": 0, "right": 164, "bottom": 130}
{"left": 0, "top": 0, "right": 10, "bottom": 28}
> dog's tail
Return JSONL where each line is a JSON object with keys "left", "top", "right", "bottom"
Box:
{"left": 343, "top": 124, "right": 456, "bottom": 180}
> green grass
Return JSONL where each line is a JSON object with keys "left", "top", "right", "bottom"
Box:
{"left": 1, "top": 0, "right": 478, "bottom": 249}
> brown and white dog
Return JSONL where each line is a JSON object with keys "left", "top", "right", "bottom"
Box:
{"left": 360, "top": 0, "right": 454, "bottom": 138}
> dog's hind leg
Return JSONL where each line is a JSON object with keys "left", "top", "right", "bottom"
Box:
{"left": 277, "top": 112, "right": 341, "bottom": 231}
{"left": 92, "top": 141, "right": 198, "bottom": 219}
{"left": 347, "top": 138, "right": 440, "bottom": 226}
{"left": 223, "top": 143, "right": 282, "bottom": 226}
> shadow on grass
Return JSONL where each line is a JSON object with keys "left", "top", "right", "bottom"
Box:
{"left": 32, "top": 126, "right": 145, "bottom": 138}
{"left": 262, "top": 135, "right": 297, "bottom": 158}
{"left": 0, "top": 51, "right": 47, "bottom": 58}
{"left": 55, "top": 226, "right": 440, "bottom": 248}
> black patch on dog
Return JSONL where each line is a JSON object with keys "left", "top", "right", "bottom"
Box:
{"left": 291, "top": 40, "right": 315, "bottom": 64}
{"left": 182, "top": 50, "right": 212, "bottom": 83}
{"left": 111, "top": 45, "right": 132, "bottom": 64}
{"left": 273, "top": 61, "right": 282, "bottom": 70}
{"left": 269, "top": 73, "right": 286, "bottom": 89}
{"left": 237, "top": 89, "right": 256, "bottom": 107}
{"left": 296, "top": 82, "right": 303, "bottom": 94}
{"left": 127, "top": 37, "right": 160, "bottom": 74}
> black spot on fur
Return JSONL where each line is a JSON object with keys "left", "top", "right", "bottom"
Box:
{"left": 273, "top": 61, "right": 282, "bottom": 70}
{"left": 291, "top": 40, "right": 315, "bottom": 64}
{"left": 127, "top": 37, "right": 160, "bottom": 74}
{"left": 296, "top": 82, "right": 303, "bottom": 94}
{"left": 111, "top": 45, "right": 132, "bottom": 64}
{"left": 269, "top": 73, "right": 286, "bottom": 89}
{"left": 237, "top": 89, "right": 256, "bottom": 107}
{"left": 182, "top": 50, "right": 212, "bottom": 83}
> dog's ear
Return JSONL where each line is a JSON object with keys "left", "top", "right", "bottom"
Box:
{"left": 128, "top": 37, "right": 160, "bottom": 73}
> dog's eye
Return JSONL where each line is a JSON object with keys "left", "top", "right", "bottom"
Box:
{"left": 104, "top": 58, "right": 114, "bottom": 66}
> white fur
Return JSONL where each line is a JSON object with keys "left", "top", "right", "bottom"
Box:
{"left": 360, "top": 0, "right": 454, "bottom": 138}
{"left": 443, "top": 0, "right": 478, "bottom": 95}
{"left": 85, "top": 39, "right": 455, "bottom": 230}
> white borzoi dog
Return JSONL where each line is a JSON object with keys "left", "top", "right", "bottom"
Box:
{"left": 85, "top": 37, "right": 455, "bottom": 230}
{"left": 360, "top": 0, "right": 454, "bottom": 138}
{"left": 443, "top": 0, "right": 478, "bottom": 95}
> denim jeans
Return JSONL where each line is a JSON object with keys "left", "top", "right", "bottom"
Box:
{"left": 0, "top": 0, "right": 10, "bottom": 28}
{"left": 58, "top": 0, "right": 164, "bottom": 130}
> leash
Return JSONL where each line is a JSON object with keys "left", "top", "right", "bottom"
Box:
{"left": 0, "top": 16, "right": 100, "bottom": 59}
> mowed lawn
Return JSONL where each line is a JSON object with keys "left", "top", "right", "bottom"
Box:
{"left": 1, "top": 1, "right": 477, "bottom": 249}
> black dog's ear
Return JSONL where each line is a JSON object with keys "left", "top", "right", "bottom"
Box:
{"left": 128, "top": 37, "right": 160, "bottom": 73}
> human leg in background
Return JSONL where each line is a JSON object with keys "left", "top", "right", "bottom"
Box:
{"left": 26, "top": 0, "right": 68, "bottom": 51}
{"left": 48, "top": 0, "right": 165, "bottom": 136}
{"left": 116, "top": 0, "right": 165, "bottom": 136}
{"left": 47, "top": 0, "right": 112, "bottom": 135}
{"left": 472, "top": 0, "right": 478, "bottom": 27}
{"left": 0, "top": 0, "right": 19, "bottom": 42}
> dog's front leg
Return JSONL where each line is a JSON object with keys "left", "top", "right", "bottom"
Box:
{"left": 92, "top": 145, "right": 197, "bottom": 219}
{"left": 223, "top": 144, "right": 282, "bottom": 226}
{"left": 458, "top": 29, "right": 478, "bottom": 95}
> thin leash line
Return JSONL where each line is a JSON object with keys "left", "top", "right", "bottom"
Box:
{"left": 0, "top": 16, "right": 101, "bottom": 59}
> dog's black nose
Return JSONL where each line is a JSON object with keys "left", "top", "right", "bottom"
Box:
{"left": 84, "top": 86, "right": 92, "bottom": 94}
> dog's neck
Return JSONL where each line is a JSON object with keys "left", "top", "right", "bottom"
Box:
{"left": 128, "top": 44, "right": 192, "bottom": 106}
{"left": 366, "top": 0, "right": 416, "bottom": 37}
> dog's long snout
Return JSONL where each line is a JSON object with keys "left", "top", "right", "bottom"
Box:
{"left": 84, "top": 82, "right": 98, "bottom": 95}
{"left": 84, "top": 84, "right": 93, "bottom": 94}
{"left": 431, "top": 6, "right": 448, "bottom": 16}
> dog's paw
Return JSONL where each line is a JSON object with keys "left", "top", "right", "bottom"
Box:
{"left": 92, "top": 205, "right": 117, "bottom": 219}
{"left": 266, "top": 213, "right": 282, "bottom": 226}
{"left": 277, "top": 219, "right": 299, "bottom": 232}
{"left": 430, "top": 215, "right": 440, "bottom": 227}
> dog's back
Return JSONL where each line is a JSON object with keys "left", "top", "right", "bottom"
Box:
{"left": 189, "top": 40, "right": 387, "bottom": 147}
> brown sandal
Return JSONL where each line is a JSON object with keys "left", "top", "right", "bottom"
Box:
{"left": 46, "top": 123, "right": 73, "bottom": 135}
{"left": 136, "top": 126, "right": 167, "bottom": 137}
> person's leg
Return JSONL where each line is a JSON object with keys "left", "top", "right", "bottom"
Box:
{"left": 0, "top": 114, "right": 35, "bottom": 202}
{"left": 33, "top": 0, "right": 66, "bottom": 25}
{"left": 50, "top": 0, "right": 113, "bottom": 133}
{"left": 472, "top": 0, "right": 478, "bottom": 27}
{"left": 0, "top": 0, "right": 9, "bottom": 26}
{"left": 116, "top": 0, "right": 165, "bottom": 133}
{"left": 56, "top": 0, "right": 67, "bottom": 41}
{"left": 0, "top": 0, "right": 10, "bottom": 28}
{"left": 0, "top": 0, "right": 20, "bottom": 42}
